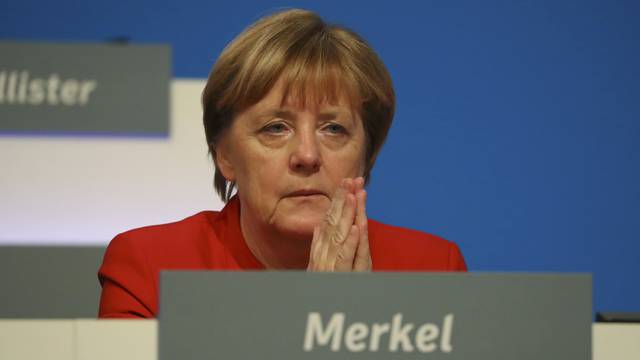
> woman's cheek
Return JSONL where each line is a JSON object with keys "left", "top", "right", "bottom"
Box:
{"left": 256, "top": 133, "right": 289, "bottom": 149}
{"left": 319, "top": 134, "right": 350, "bottom": 150}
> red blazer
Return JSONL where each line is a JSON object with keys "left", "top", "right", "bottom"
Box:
{"left": 98, "top": 197, "right": 467, "bottom": 318}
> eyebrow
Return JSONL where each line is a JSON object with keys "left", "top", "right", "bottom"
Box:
{"left": 273, "top": 109, "right": 296, "bottom": 119}
{"left": 258, "top": 108, "right": 354, "bottom": 123}
{"left": 318, "top": 111, "right": 340, "bottom": 121}
{"left": 319, "top": 109, "right": 357, "bottom": 126}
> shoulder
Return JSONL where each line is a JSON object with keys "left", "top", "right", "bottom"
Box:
{"left": 112, "top": 211, "right": 217, "bottom": 247}
{"left": 368, "top": 219, "right": 467, "bottom": 271}
{"left": 104, "top": 211, "right": 221, "bottom": 266}
{"left": 98, "top": 211, "right": 222, "bottom": 318}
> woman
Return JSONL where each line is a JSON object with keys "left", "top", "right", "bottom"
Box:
{"left": 98, "top": 9, "right": 466, "bottom": 318}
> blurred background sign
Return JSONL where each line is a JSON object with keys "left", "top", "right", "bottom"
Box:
{"left": 0, "top": 41, "right": 170, "bottom": 136}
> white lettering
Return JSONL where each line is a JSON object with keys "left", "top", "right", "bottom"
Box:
{"left": 415, "top": 323, "right": 439, "bottom": 352}
{"left": 47, "top": 73, "right": 60, "bottom": 105}
{"left": 17, "top": 71, "right": 28, "bottom": 103}
{"left": 60, "top": 79, "right": 79, "bottom": 105}
{"left": 440, "top": 313, "right": 454, "bottom": 353}
{"left": 303, "top": 312, "right": 344, "bottom": 352}
{"left": 369, "top": 322, "right": 390, "bottom": 351}
{"left": 7, "top": 71, "right": 17, "bottom": 103}
{"left": 302, "top": 312, "right": 455, "bottom": 354}
{"left": 78, "top": 80, "right": 97, "bottom": 105}
{"left": 389, "top": 313, "right": 414, "bottom": 352}
{"left": 344, "top": 322, "right": 369, "bottom": 352}
{"left": 0, "top": 70, "right": 98, "bottom": 107}
{"left": 29, "top": 79, "right": 45, "bottom": 105}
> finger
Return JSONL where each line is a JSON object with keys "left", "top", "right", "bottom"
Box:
{"left": 354, "top": 177, "right": 365, "bottom": 193}
{"left": 317, "top": 180, "right": 349, "bottom": 270}
{"left": 334, "top": 225, "right": 359, "bottom": 271}
{"left": 324, "top": 179, "right": 348, "bottom": 229}
{"left": 307, "top": 226, "right": 322, "bottom": 271}
{"left": 318, "top": 225, "right": 332, "bottom": 271}
{"left": 325, "top": 192, "right": 356, "bottom": 268}
{"left": 335, "top": 189, "right": 357, "bottom": 245}
{"left": 354, "top": 189, "right": 371, "bottom": 271}
{"left": 321, "top": 179, "right": 351, "bottom": 251}
{"left": 355, "top": 188, "right": 367, "bottom": 229}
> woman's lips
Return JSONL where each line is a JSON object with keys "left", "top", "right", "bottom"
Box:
{"left": 286, "top": 189, "right": 326, "bottom": 198}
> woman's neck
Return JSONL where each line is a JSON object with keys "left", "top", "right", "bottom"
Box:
{"left": 239, "top": 207, "right": 311, "bottom": 270}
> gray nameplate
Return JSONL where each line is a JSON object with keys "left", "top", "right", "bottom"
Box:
{"left": 160, "top": 272, "right": 591, "bottom": 360}
{"left": 0, "top": 41, "right": 170, "bottom": 136}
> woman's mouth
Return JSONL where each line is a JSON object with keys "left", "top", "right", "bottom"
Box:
{"left": 286, "top": 189, "right": 326, "bottom": 198}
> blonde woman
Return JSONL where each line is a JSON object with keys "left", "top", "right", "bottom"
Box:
{"left": 99, "top": 9, "right": 466, "bottom": 318}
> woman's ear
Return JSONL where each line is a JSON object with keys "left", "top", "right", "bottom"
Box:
{"left": 214, "top": 141, "right": 235, "bottom": 182}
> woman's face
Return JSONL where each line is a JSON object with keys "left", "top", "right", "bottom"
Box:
{"left": 216, "top": 80, "right": 366, "bottom": 239}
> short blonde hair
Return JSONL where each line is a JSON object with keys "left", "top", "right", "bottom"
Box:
{"left": 202, "top": 9, "right": 395, "bottom": 201}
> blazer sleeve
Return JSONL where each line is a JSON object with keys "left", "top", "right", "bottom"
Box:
{"left": 98, "top": 233, "right": 156, "bottom": 318}
{"left": 448, "top": 242, "right": 468, "bottom": 271}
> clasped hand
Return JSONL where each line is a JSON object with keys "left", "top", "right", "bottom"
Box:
{"left": 307, "top": 177, "right": 371, "bottom": 271}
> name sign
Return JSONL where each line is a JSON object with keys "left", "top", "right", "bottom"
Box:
{"left": 159, "top": 272, "right": 591, "bottom": 360}
{"left": 0, "top": 41, "right": 170, "bottom": 136}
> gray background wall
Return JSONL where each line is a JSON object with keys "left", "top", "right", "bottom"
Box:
{"left": 0, "top": 247, "right": 104, "bottom": 318}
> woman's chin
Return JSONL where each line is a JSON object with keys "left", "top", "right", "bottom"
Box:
{"left": 272, "top": 213, "right": 324, "bottom": 240}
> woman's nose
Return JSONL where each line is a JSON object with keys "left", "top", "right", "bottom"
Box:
{"left": 289, "top": 129, "right": 321, "bottom": 173}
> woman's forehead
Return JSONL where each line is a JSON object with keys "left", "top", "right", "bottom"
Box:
{"left": 246, "top": 98, "right": 359, "bottom": 122}
{"left": 253, "top": 77, "right": 360, "bottom": 115}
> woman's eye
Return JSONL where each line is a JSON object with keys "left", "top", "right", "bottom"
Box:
{"left": 262, "top": 123, "right": 289, "bottom": 134}
{"left": 323, "top": 123, "right": 347, "bottom": 135}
